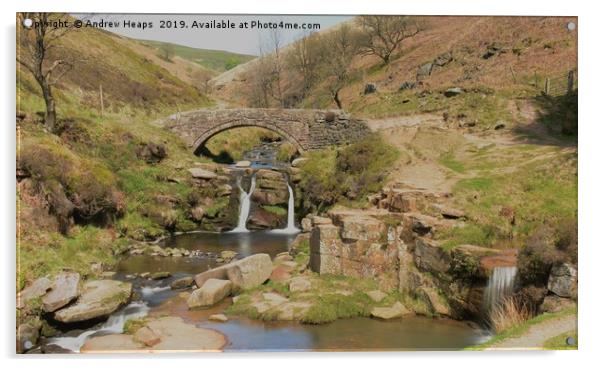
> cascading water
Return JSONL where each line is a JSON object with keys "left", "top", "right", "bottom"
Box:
{"left": 230, "top": 175, "right": 256, "bottom": 233}
{"left": 483, "top": 266, "right": 518, "bottom": 315}
{"left": 47, "top": 301, "right": 149, "bottom": 353}
{"left": 271, "top": 181, "right": 300, "bottom": 234}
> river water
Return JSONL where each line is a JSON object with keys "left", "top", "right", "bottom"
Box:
{"left": 45, "top": 141, "right": 489, "bottom": 352}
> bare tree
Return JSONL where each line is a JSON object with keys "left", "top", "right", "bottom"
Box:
{"left": 17, "top": 12, "right": 74, "bottom": 132}
{"left": 247, "top": 56, "right": 273, "bottom": 108}
{"left": 319, "top": 24, "right": 362, "bottom": 109}
{"left": 357, "top": 16, "right": 421, "bottom": 65}
{"left": 191, "top": 69, "right": 213, "bottom": 94}
{"left": 287, "top": 31, "right": 323, "bottom": 101}
{"left": 267, "top": 28, "right": 285, "bottom": 107}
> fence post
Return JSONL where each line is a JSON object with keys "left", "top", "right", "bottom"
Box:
{"left": 567, "top": 70, "right": 575, "bottom": 93}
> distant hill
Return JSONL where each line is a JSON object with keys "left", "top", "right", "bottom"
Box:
{"left": 139, "top": 40, "right": 256, "bottom": 73}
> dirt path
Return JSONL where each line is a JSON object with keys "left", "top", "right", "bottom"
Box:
{"left": 487, "top": 314, "right": 577, "bottom": 350}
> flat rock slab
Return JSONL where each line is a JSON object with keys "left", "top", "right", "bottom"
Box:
{"left": 43, "top": 272, "right": 80, "bottom": 312}
{"left": 54, "top": 280, "right": 132, "bottom": 323}
{"left": 187, "top": 279, "right": 232, "bottom": 308}
{"left": 371, "top": 301, "right": 411, "bottom": 320}
{"left": 18, "top": 277, "right": 52, "bottom": 309}
{"left": 187, "top": 168, "right": 217, "bottom": 180}
{"left": 81, "top": 317, "right": 227, "bottom": 353}
{"left": 208, "top": 314, "right": 229, "bottom": 322}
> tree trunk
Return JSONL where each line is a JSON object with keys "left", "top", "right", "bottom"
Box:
{"left": 39, "top": 77, "right": 56, "bottom": 132}
{"left": 333, "top": 90, "right": 343, "bottom": 109}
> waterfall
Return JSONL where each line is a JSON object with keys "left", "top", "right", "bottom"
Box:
{"left": 271, "top": 182, "right": 300, "bottom": 234}
{"left": 46, "top": 301, "right": 149, "bottom": 353}
{"left": 230, "top": 175, "right": 256, "bottom": 233}
{"left": 483, "top": 266, "right": 517, "bottom": 314}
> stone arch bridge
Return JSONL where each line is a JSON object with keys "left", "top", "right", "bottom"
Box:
{"left": 158, "top": 108, "right": 371, "bottom": 154}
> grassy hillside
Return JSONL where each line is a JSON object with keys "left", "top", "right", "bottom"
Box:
{"left": 139, "top": 40, "right": 255, "bottom": 73}
{"left": 217, "top": 16, "right": 577, "bottom": 127}
{"left": 16, "top": 23, "right": 226, "bottom": 287}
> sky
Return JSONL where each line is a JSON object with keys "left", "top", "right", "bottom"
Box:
{"left": 74, "top": 14, "right": 352, "bottom": 56}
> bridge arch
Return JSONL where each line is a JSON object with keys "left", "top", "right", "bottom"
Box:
{"left": 192, "top": 120, "right": 306, "bottom": 155}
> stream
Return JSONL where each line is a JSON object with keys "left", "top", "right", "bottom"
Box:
{"left": 46, "top": 140, "right": 490, "bottom": 352}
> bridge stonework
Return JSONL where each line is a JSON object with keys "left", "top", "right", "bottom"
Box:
{"left": 160, "top": 108, "right": 371, "bottom": 153}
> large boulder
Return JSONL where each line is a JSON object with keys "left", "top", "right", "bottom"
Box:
{"left": 17, "top": 277, "right": 52, "bottom": 309}
{"left": 194, "top": 265, "right": 232, "bottom": 288}
{"left": 547, "top": 263, "right": 577, "bottom": 298}
{"left": 187, "top": 279, "right": 232, "bottom": 308}
{"left": 53, "top": 280, "right": 132, "bottom": 323}
{"left": 226, "top": 254, "right": 273, "bottom": 289}
{"left": 42, "top": 272, "right": 80, "bottom": 312}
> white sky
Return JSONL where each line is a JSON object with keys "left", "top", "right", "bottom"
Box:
{"left": 74, "top": 14, "right": 352, "bottom": 55}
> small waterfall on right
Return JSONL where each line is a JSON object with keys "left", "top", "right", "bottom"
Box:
{"left": 271, "top": 181, "right": 300, "bottom": 234}
{"left": 230, "top": 175, "right": 256, "bottom": 233}
{"left": 483, "top": 266, "right": 518, "bottom": 315}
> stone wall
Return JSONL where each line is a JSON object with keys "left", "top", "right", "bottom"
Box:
{"left": 157, "top": 108, "right": 371, "bottom": 153}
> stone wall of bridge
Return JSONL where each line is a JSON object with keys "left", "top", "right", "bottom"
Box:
{"left": 158, "top": 108, "right": 371, "bottom": 153}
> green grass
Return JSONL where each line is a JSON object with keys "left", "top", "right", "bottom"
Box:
{"left": 18, "top": 226, "right": 129, "bottom": 289}
{"left": 543, "top": 330, "right": 578, "bottom": 350}
{"left": 140, "top": 40, "right": 255, "bottom": 72}
{"left": 439, "top": 152, "right": 466, "bottom": 173}
{"left": 261, "top": 205, "right": 288, "bottom": 217}
{"left": 436, "top": 148, "right": 576, "bottom": 250}
{"left": 467, "top": 306, "right": 577, "bottom": 350}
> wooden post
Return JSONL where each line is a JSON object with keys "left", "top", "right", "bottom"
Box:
{"left": 99, "top": 84, "right": 104, "bottom": 117}
{"left": 544, "top": 77, "right": 550, "bottom": 95}
{"left": 567, "top": 70, "right": 575, "bottom": 93}
{"left": 510, "top": 66, "right": 517, "bottom": 84}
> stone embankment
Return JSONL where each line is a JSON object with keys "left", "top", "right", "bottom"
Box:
{"left": 304, "top": 185, "right": 520, "bottom": 319}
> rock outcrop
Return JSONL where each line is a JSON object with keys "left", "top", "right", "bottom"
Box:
{"left": 53, "top": 280, "right": 132, "bottom": 323}
{"left": 547, "top": 263, "right": 577, "bottom": 298}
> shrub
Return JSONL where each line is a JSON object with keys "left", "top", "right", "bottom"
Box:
{"left": 298, "top": 133, "right": 398, "bottom": 211}
{"left": 517, "top": 217, "right": 577, "bottom": 286}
